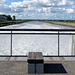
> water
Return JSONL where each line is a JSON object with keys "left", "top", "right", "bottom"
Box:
{"left": 0, "top": 21, "right": 74, "bottom": 29}
{"left": 0, "top": 21, "right": 74, "bottom": 56}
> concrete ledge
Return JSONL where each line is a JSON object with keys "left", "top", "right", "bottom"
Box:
{"left": 10, "top": 57, "right": 27, "bottom": 61}
{"left": 60, "top": 57, "right": 75, "bottom": 61}
{"left": 0, "top": 57, "right": 10, "bottom": 61}
{"left": 0, "top": 57, "right": 75, "bottom": 61}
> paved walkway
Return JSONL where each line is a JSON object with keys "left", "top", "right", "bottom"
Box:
{"left": 0, "top": 57, "right": 75, "bottom": 75}
{"left": 0, "top": 57, "right": 75, "bottom": 61}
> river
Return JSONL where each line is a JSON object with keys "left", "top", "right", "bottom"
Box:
{"left": 0, "top": 21, "right": 74, "bottom": 56}
{"left": 0, "top": 21, "right": 74, "bottom": 29}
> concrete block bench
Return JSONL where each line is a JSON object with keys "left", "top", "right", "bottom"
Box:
{"left": 27, "top": 52, "right": 44, "bottom": 74}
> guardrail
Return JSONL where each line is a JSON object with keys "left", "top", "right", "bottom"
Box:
{"left": 0, "top": 29, "right": 75, "bottom": 57}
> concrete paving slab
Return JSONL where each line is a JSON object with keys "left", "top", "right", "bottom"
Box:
{"left": 61, "top": 57, "right": 75, "bottom": 61}
{"left": 49, "top": 57, "right": 54, "bottom": 61}
{"left": 62, "top": 61, "right": 75, "bottom": 75}
{"left": 10, "top": 57, "right": 27, "bottom": 61}
{"left": 0, "top": 61, "right": 27, "bottom": 75}
{"left": 44, "top": 57, "right": 50, "bottom": 61}
{"left": 53, "top": 57, "right": 61, "bottom": 61}
{"left": 60, "top": 57, "right": 65, "bottom": 61}
{"left": 0, "top": 57, "right": 75, "bottom": 61}
{"left": 44, "top": 57, "right": 61, "bottom": 62}
{"left": 0, "top": 61, "right": 75, "bottom": 75}
{"left": 0, "top": 57, "right": 10, "bottom": 61}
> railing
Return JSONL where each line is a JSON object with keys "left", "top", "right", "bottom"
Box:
{"left": 0, "top": 29, "right": 75, "bottom": 57}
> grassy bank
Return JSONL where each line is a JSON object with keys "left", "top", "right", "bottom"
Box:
{"left": 39, "top": 20, "right": 75, "bottom": 28}
{"left": 39, "top": 20, "right": 75, "bottom": 23}
{"left": 0, "top": 20, "right": 75, "bottom": 28}
{"left": 0, "top": 20, "right": 30, "bottom": 27}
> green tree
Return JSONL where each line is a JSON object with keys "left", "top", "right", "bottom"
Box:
{"left": 6, "top": 15, "right": 12, "bottom": 20}
{"left": 13, "top": 15, "right": 16, "bottom": 20}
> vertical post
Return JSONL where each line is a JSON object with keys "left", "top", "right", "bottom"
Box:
{"left": 69, "top": 35, "right": 72, "bottom": 55}
{"left": 71, "top": 35, "right": 75, "bottom": 55}
{"left": 73, "top": 35, "right": 75, "bottom": 56}
{"left": 11, "top": 31, "right": 12, "bottom": 56}
{"left": 58, "top": 31, "right": 59, "bottom": 56}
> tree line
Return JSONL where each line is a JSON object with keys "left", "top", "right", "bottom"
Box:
{"left": 0, "top": 15, "right": 16, "bottom": 21}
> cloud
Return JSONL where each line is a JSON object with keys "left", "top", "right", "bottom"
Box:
{"left": 58, "top": 0, "right": 67, "bottom": 6}
{"left": 10, "top": 1, "right": 28, "bottom": 8}
{"left": 66, "top": 8, "right": 74, "bottom": 13}
{"left": 1, "top": 0, "right": 73, "bottom": 13}
{"left": 0, "top": 0, "right": 11, "bottom": 13}
{"left": 69, "top": 0, "right": 75, "bottom": 5}
{"left": 0, "top": 0, "right": 6, "bottom": 4}
{"left": 0, "top": 0, "right": 75, "bottom": 20}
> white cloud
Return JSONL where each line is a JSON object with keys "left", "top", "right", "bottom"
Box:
{"left": 37, "top": 8, "right": 42, "bottom": 12}
{"left": 0, "top": 0, "right": 75, "bottom": 20}
{"left": 0, "top": 0, "right": 11, "bottom": 13}
{"left": 66, "top": 8, "right": 74, "bottom": 13}
{"left": 58, "top": 0, "right": 67, "bottom": 6}
{"left": 10, "top": 1, "right": 28, "bottom": 8}
{"left": 69, "top": 0, "right": 75, "bottom": 5}
{"left": 0, "top": 0, "right": 6, "bottom": 4}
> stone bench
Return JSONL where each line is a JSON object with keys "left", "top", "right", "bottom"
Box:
{"left": 27, "top": 52, "right": 44, "bottom": 74}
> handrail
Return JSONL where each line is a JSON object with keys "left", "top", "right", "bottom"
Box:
{"left": 0, "top": 29, "right": 75, "bottom": 57}
{"left": 0, "top": 29, "right": 75, "bottom": 31}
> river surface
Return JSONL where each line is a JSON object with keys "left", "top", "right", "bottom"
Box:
{"left": 0, "top": 21, "right": 74, "bottom": 56}
{"left": 0, "top": 21, "right": 74, "bottom": 29}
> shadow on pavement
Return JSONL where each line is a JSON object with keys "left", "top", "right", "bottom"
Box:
{"left": 44, "top": 63, "right": 67, "bottom": 74}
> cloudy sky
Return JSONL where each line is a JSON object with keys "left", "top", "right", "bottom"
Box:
{"left": 0, "top": 0, "right": 75, "bottom": 20}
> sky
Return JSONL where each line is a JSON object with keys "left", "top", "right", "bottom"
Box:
{"left": 0, "top": 0, "right": 75, "bottom": 20}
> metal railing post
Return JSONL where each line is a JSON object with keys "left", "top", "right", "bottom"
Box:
{"left": 11, "top": 31, "right": 12, "bottom": 56}
{"left": 58, "top": 31, "right": 59, "bottom": 56}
